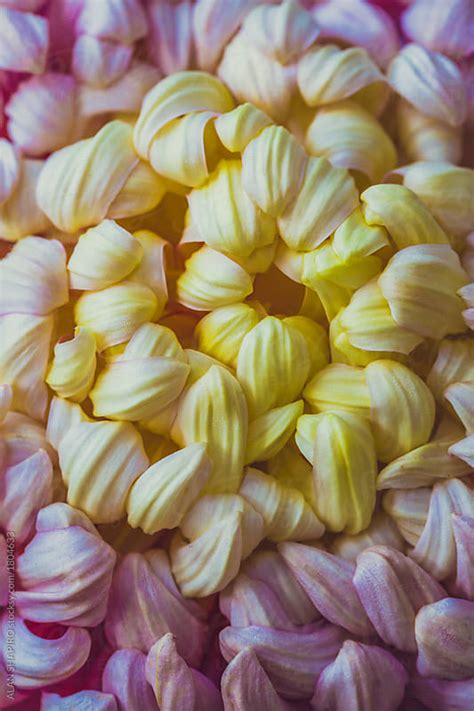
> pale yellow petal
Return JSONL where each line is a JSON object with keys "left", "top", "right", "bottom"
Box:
{"left": 245, "top": 400, "right": 304, "bottom": 465}
{"left": 303, "top": 242, "right": 383, "bottom": 291}
{"left": 129, "top": 230, "right": 170, "bottom": 312}
{"left": 444, "top": 382, "right": 474, "bottom": 434}
{"left": 107, "top": 159, "right": 167, "bottom": 220}
{"left": 196, "top": 303, "right": 260, "bottom": 369}
{"left": 427, "top": 339, "right": 474, "bottom": 405}
{"left": 283, "top": 315, "right": 330, "bottom": 376}
{"left": 267, "top": 438, "right": 316, "bottom": 508}
{"left": 303, "top": 363, "right": 371, "bottom": 418}
{"left": 214, "top": 103, "right": 273, "bottom": 152}
{"left": 0, "top": 159, "right": 50, "bottom": 241}
{"left": 46, "top": 327, "right": 97, "bottom": 403}
{"left": 333, "top": 207, "right": 390, "bottom": 262}
{"left": 396, "top": 99, "right": 462, "bottom": 164}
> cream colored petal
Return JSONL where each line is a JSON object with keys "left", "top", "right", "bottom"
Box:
{"left": 0, "top": 138, "right": 20, "bottom": 204}
{"left": 124, "top": 323, "right": 187, "bottom": 361}
{"left": 58, "top": 420, "right": 149, "bottom": 523}
{"left": 229, "top": 241, "right": 277, "bottom": 275}
{"left": 140, "top": 399, "right": 180, "bottom": 438}
{"left": 0, "top": 313, "right": 53, "bottom": 421}
{"left": 236, "top": 316, "right": 311, "bottom": 418}
{"left": 36, "top": 121, "right": 138, "bottom": 233}
{"left": 396, "top": 100, "right": 462, "bottom": 164}
{"left": 127, "top": 443, "right": 211, "bottom": 533}
{"left": 188, "top": 159, "right": 276, "bottom": 258}
{"left": 0, "top": 384, "right": 12, "bottom": 424}
{"left": 388, "top": 43, "right": 467, "bottom": 127}
{"left": 383, "top": 488, "right": 431, "bottom": 546}
{"left": 361, "top": 184, "right": 449, "bottom": 250}
{"left": 303, "top": 363, "right": 371, "bottom": 418}
{"left": 0, "top": 159, "right": 50, "bottom": 242}
{"left": 129, "top": 230, "right": 170, "bottom": 311}
{"left": 133, "top": 70, "right": 234, "bottom": 159}
{"left": 283, "top": 315, "right": 330, "bottom": 377}
{"left": 0, "top": 237, "right": 68, "bottom": 315}
{"left": 298, "top": 44, "right": 385, "bottom": 107}
{"left": 242, "top": 125, "right": 307, "bottom": 217}
{"left": 331, "top": 511, "right": 405, "bottom": 562}
{"left": 218, "top": 34, "right": 296, "bottom": 122}
{"left": 215, "top": 103, "right": 273, "bottom": 153}
{"left": 301, "top": 275, "right": 352, "bottom": 322}
{"left": 245, "top": 401, "right": 304, "bottom": 465}
{"left": 274, "top": 241, "right": 304, "bottom": 283}
{"left": 149, "top": 110, "right": 219, "bottom": 188}
{"left": 46, "top": 328, "right": 97, "bottom": 403}
{"left": 78, "top": 62, "right": 161, "bottom": 117}
{"left": 427, "top": 339, "right": 474, "bottom": 405}
{"left": 240, "top": 0, "right": 319, "bottom": 65}
{"left": 46, "top": 397, "right": 90, "bottom": 451}
{"left": 278, "top": 156, "right": 359, "bottom": 252}
{"left": 171, "top": 365, "right": 248, "bottom": 493}
{"left": 177, "top": 246, "right": 253, "bottom": 311}
{"left": 449, "top": 435, "right": 474, "bottom": 467}
{"left": 240, "top": 467, "right": 324, "bottom": 542}
{"left": 196, "top": 303, "right": 260, "bottom": 369}
{"left": 378, "top": 245, "right": 468, "bottom": 339}
{"left": 332, "top": 207, "right": 390, "bottom": 264}
{"left": 68, "top": 219, "right": 143, "bottom": 290}
{"left": 445, "top": 382, "right": 474, "bottom": 434}
{"left": 366, "top": 360, "right": 435, "bottom": 463}
{"left": 75, "top": 281, "right": 159, "bottom": 351}
{"left": 107, "top": 160, "right": 167, "bottom": 221}
{"left": 306, "top": 100, "right": 397, "bottom": 183}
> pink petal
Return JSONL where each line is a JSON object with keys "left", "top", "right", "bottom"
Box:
{"left": 411, "top": 673, "right": 474, "bottom": 711}
{"left": 401, "top": 0, "right": 474, "bottom": 59}
{"left": 76, "top": 0, "right": 147, "bottom": 44}
{"left": 0, "top": 535, "right": 8, "bottom": 606}
{"left": 78, "top": 62, "right": 161, "bottom": 118}
{"left": 220, "top": 573, "right": 300, "bottom": 631}
{"left": 72, "top": 36, "right": 133, "bottom": 88}
{"left": 221, "top": 647, "right": 293, "bottom": 711}
{"left": 0, "top": 411, "right": 56, "bottom": 468}
{"left": 147, "top": 0, "right": 194, "bottom": 75}
{"left": 0, "top": 7, "right": 48, "bottom": 74}
{"left": 41, "top": 691, "right": 117, "bottom": 710}
{"left": 0, "top": 139, "right": 20, "bottom": 204}
{"left": 102, "top": 649, "right": 158, "bottom": 711}
{"left": 450, "top": 514, "right": 474, "bottom": 600}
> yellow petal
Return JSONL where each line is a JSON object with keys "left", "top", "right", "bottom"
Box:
{"left": 140, "top": 399, "right": 180, "bottom": 438}
{"left": 361, "top": 184, "right": 449, "bottom": 250}
{"left": 171, "top": 365, "right": 248, "bottom": 493}
{"left": 283, "top": 315, "right": 330, "bottom": 376}
{"left": 148, "top": 110, "right": 219, "bottom": 188}
{"left": 444, "top": 382, "right": 474, "bottom": 434}
{"left": 36, "top": 121, "right": 139, "bottom": 233}
{"left": 382, "top": 487, "right": 431, "bottom": 546}
{"left": 240, "top": 467, "right": 324, "bottom": 541}
{"left": 278, "top": 156, "right": 359, "bottom": 252}
{"left": 302, "top": 275, "right": 352, "bottom": 322}
{"left": 188, "top": 159, "right": 276, "bottom": 258}
{"left": 306, "top": 100, "right": 397, "bottom": 183}
{"left": 242, "top": 125, "right": 307, "bottom": 217}
{"left": 126, "top": 443, "right": 211, "bottom": 533}
{"left": 0, "top": 158, "right": 50, "bottom": 241}
{"left": 0, "top": 313, "right": 53, "bottom": 421}
{"left": 398, "top": 162, "right": 474, "bottom": 238}
{"left": 310, "top": 411, "right": 378, "bottom": 534}
{"left": 236, "top": 315, "right": 311, "bottom": 418}
{"left": 396, "top": 100, "right": 462, "bottom": 164}
{"left": 196, "top": 303, "right": 260, "bottom": 369}
{"left": 124, "top": 323, "right": 187, "bottom": 361}
{"left": 46, "top": 327, "right": 97, "bottom": 403}
{"left": 378, "top": 245, "right": 468, "bottom": 339}
{"left": 177, "top": 246, "right": 253, "bottom": 311}
{"left": 303, "top": 242, "right": 383, "bottom": 291}
{"left": 331, "top": 511, "right": 405, "bottom": 562}
{"left": 297, "top": 44, "right": 385, "bottom": 107}
{"left": 129, "top": 230, "right": 170, "bottom": 312}
{"left": 333, "top": 207, "right": 390, "bottom": 262}
{"left": 67, "top": 219, "right": 143, "bottom": 290}
{"left": 58, "top": 419, "right": 149, "bottom": 523}
{"left": 229, "top": 241, "right": 277, "bottom": 275}
{"left": 267, "top": 438, "right": 316, "bottom": 508}
{"left": 133, "top": 70, "right": 234, "bottom": 159}
{"left": 245, "top": 400, "right": 304, "bottom": 464}
{"left": 214, "top": 102, "right": 273, "bottom": 152}
{"left": 427, "top": 339, "right": 474, "bottom": 405}
{"left": 107, "top": 159, "right": 167, "bottom": 220}
{"left": 75, "top": 281, "right": 159, "bottom": 351}
{"left": 303, "top": 363, "right": 371, "bottom": 418}
{"left": 365, "top": 359, "right": 436, "bottom": 462}
{"left": 46, "top": 397, "right": 91, "bottom": 450}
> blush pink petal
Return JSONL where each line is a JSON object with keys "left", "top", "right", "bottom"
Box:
{"left": 76, "top": 0, "right": 147, "bottom": 44}
{"left": 104, "top": 550, "right": 208, "bottom": 667}
{"left": 41, "top": 691, "right": 118, "bottom": 710}
{"left": 401, "top": 0, "right": 474, "bottom": 59}
{"left": 0, "top": 615, "right": 91, "bottom": 690}
{"left": 0, "top": 535, "right": 7, "bottom": 606}
{"left": 451, "top": 514, "right": 474, "bottom": 600}
{"left": 0, "top": 411, "right": 57, "bottom": 468}
{"left": 45, "top": 0, "right": 83, "bottom": 71}
{"left": 78, "top": 62, "right": 161, "bottom": 118}
{"left": 0, "top": 449, "right": 53, "bottom": 546}
{"left": 411, "top": 673, "right": 474, "bottom": 711}
{"left": 102, "top": 649, "right": 158, "bottom": 711}
{"left": 72, "top": 36, "right": 133, "bottom": 88}
{"left": 0, "top": 7, "right": 48, "bottom": 74}
{"left": 147, "top": 0, "right": 194, "bottom": 75}
{"left": 0, "top": 138, "right": 20, "bottom": 204}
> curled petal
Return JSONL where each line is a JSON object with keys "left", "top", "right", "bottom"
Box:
{"left": 220, "top": 622, "right": 347, "bottom": 701}
{"left": 0, "top": 313, "right": 53, "bottom": 420}
{"left": 361, "top": 184, "right": 449, "bottom": 250}
{"left": 215, "top": 103, "right": 273, "bottom": 153}
{"left": 0, "top": 138, "right": 20, "bottom": 204}
{"left": 126, "top": 443, "right": 210, "bottom": 534}
{"left": 36, "top": 121, "right": 139, "bottom": 233}
{"left": 298, "top": 44, "right": 385, "bottom": 108}
{"left": 0, "top": 7, "right": 48, "bottom": 74}
{"left": 451, "top": 514, "right": 474, "bottom": 600}
{"left": 147, "top": 0, "right": 194, "bottom": 75}
{"left": 383, "top": 487, "right": 432, "bottom": 547}
{"left": 279, "top": 542, "right": 374, "bottom": 636}
{"left": 172, "top": 364, "right": 248, "bottom": 493}
{"left": 76, "top": 0, "right": 147, "bottom": 43}
{"left": 450, "top": 434, "right": 474, "bottom": 467}
{"left": 189, "top": 160, "right": 276, "bottom": 258}
{"left": 79, "top": 62, "right": 161, "bottom": 118}
{"left": 72, "top": 36, "right": 132, "bottom": 87}
{"left": 0, "top": 158, "right": 50, "bottom": 241}
{"left": 46, "top": 328, "right": 97, "bottom": 403}
{"left": 302, "top": 242, "right": 382, "bottom": 293}
{"left": 58, "top": 419, "right": 149, "bottom": 524}
{"left": 278, "top": 156, "right": 359, "bottom": 252}
{"left": 353, "top": 545, "right": 446, "bottom": 652}
{"left": 378, "top": 245, "right": 469, "bottom": 340}
{"left": 306, "top": 100, "right": 397, "bottom": 183}
{"left": 102, "top": 649, "right": 157, "bottom": 711}
{"left": 46, "top": 398, "right": 90, "bottom": 451}
{"left": 427, "top": 338, "right": 474, "bottom": 404}
{"left": 401, "top": 0, "right": 474, "bottom": 59}
{"left": 388, "top": 43, "right": 467, "bottom": 127}
{"left": 134, "top": 71, "right": 234, "bottom": 160}
{"left": 236, "top": 316, "right": 311, "bottom": 418}
{"left": 221, "top": 648, "right": 293, "bottom": 711}
{"left": 196, "top": 303, "right": 260, "bottom": 369}
{"left": 128, "top": 230, "right": 169, "bottom": 308}
{"left": 415, "top": 598, "right": 474, "bottom": 680}
{"left": 105, "top": 550, "right": 207, "bottom": 665}
{"left": 240, "top": 467, "right": 324, "bottom": 541}
{"left": 75, "top": 281, "right": 159, "bottom": 351}
{"left": 396, "top": 99, "right": 462, "bottom": 164}
{"left": 0, "top": 237, "right": 68, "bottom": 316}
{"left": 177, "top": 246, "right": 253, "bottom": 311}
{"left": 0, "top": 615, "right": 90, "bottom": 689}
{"left": 331, "top": 510, "right": 405, "bottom": 562}
{"left": 333, "top": 207, "right": 390, "bottom": 262}
{"left": 445, "top": 382, "right": 474, "bottom": 433}
{"left": 5, "top": 73, "right": 77, "bottom": 157}
{"left": 245, "top": 400, "right": 304, "bottom": 465}
{"left": 42, "top": 692, "right": 117, "bottom": 710}
{"left": 303, "top": 363, "right": 371, "bottom": 419}
{"left": 312, "top": 640, "right": 408, "bottom": 711}
{"left": 411, "top": 478, "right": 474, "bottom": 580}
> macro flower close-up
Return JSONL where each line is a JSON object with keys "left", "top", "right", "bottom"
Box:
{"left": 0, "top": 0, "right": 474, "bottom": 709}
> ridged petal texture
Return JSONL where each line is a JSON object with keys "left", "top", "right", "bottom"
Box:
{"left": 383, "top": 487, "right": 432, "bottom": 547}
{"left": 41, "top": 691, "right": 117, "bottom": 710}
{"left": 451, "top": 514, "right": 474, "bottom": 600}
{"left": 102, "top": 649, "right": 158, "bottom": 711}
{"left": 221, "top": 648, "right": 293, "bottom": 711}
{"left": 0, "top": 138, "right": 20, "bottom": 204}
{"left": 0, "top": 157, "right": 50, "bottom": 241}
{"left": 427, "top": 338, "right": 474, "bottom": 404}
{"left": 46, "top": 327, "right": 97, "bottom": 403}
{"left": 245, "top": 400, "right": 304, "bottom": 464}
{"left": 0, "top": 7, "right": 48, "bottom": 74}
{"left": 196, "top": 303, "right": 260, "bottom": 369}
{"left": 331, "top": 510, "right": 405, "bottom": 563}
{"left": 304, "top": 363, "right": 371, "bottom": 418}
{"left": 146, "top": 0, "right": 193, "bottom": 75}
{"left": 215, "top": 103, "right": 273, "bottom": 153}
{"left": 396, "top": 99, "right": 462, "bottom": 164}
